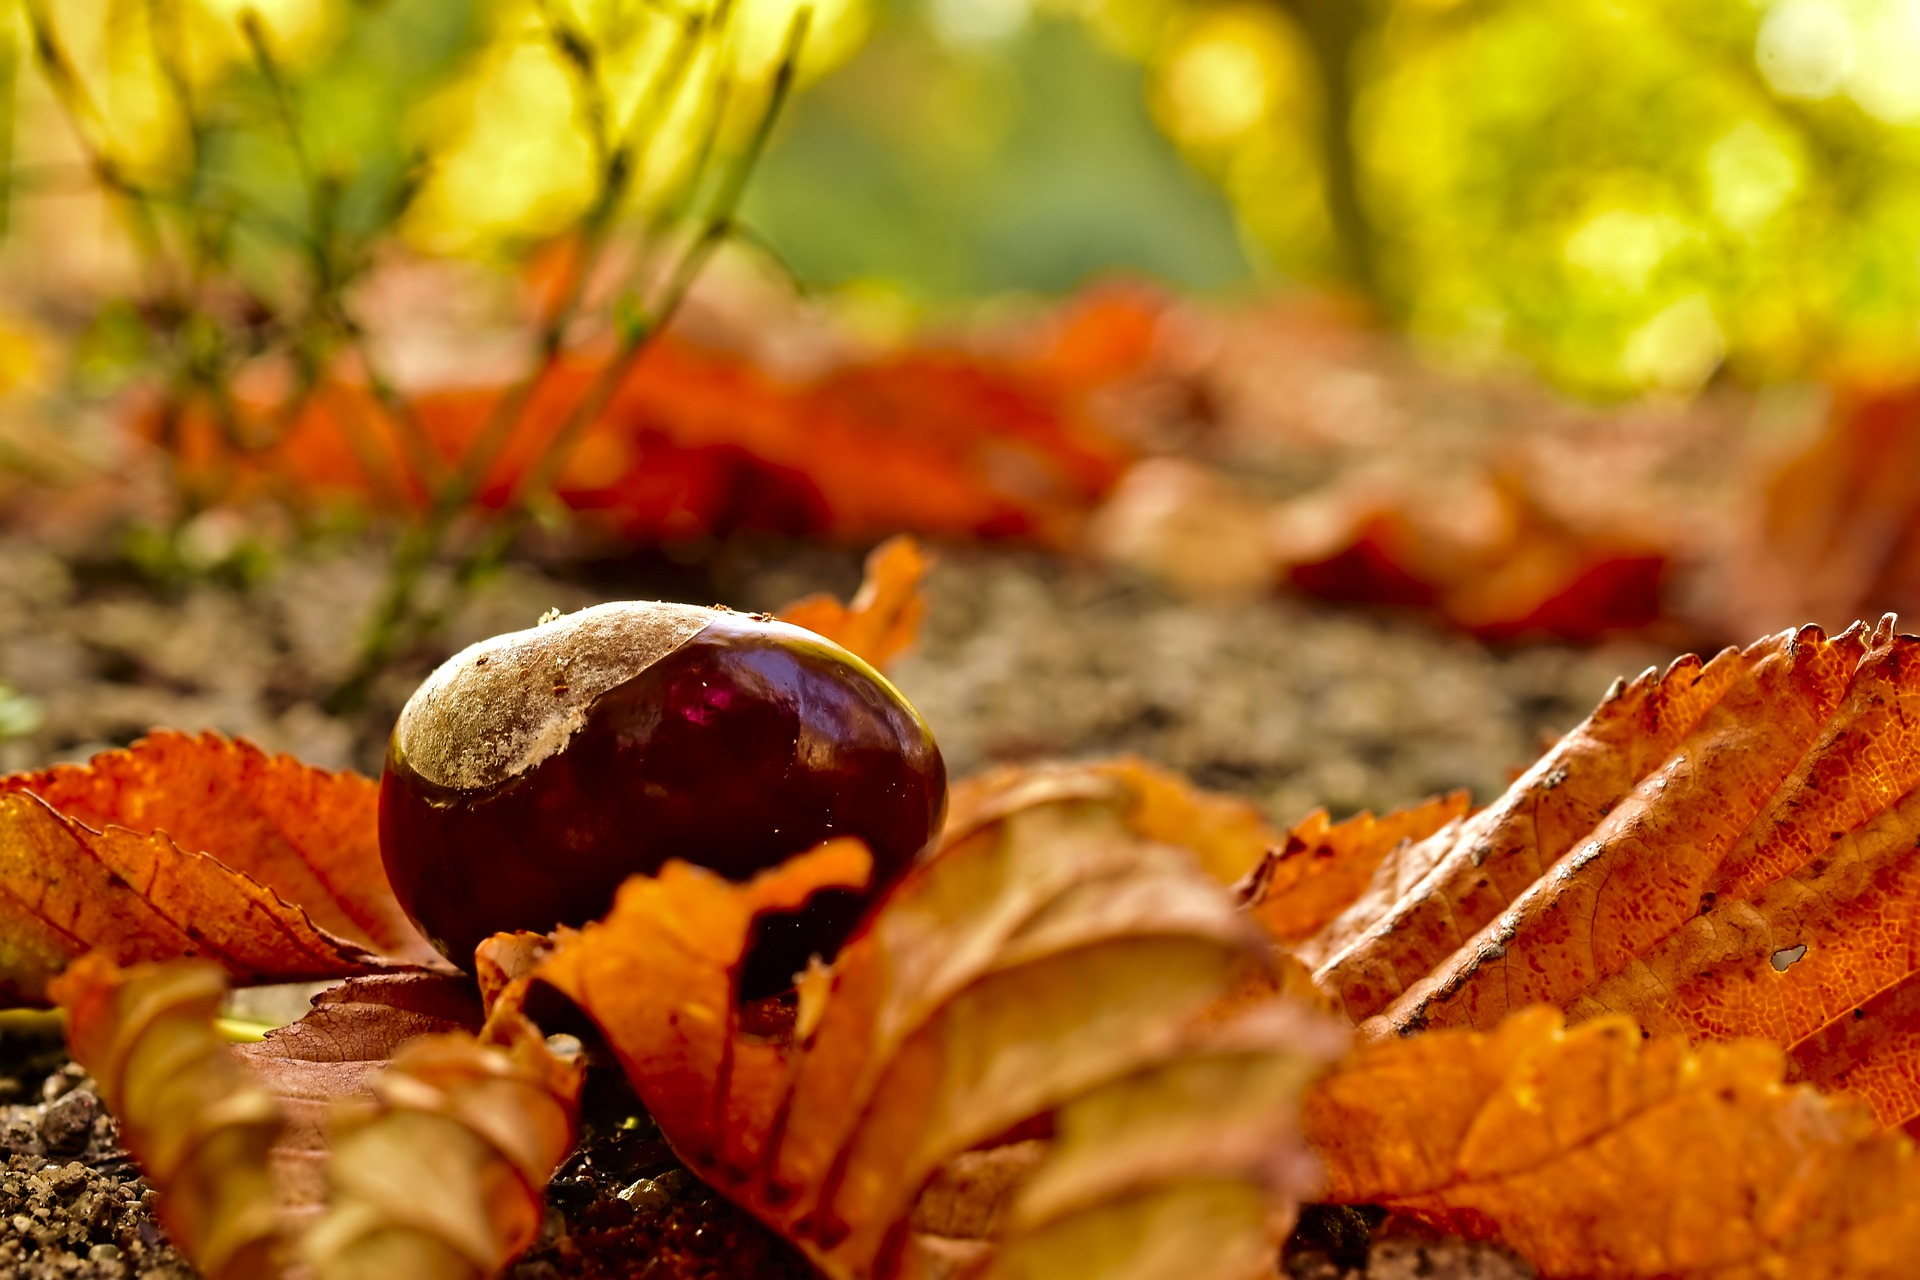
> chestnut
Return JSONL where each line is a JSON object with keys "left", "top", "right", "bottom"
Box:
{"left": 378, "top": 602, "right": 947, "bottom": 996}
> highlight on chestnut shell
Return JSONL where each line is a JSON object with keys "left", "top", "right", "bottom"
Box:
{"left": 378, "top": 601, "right": 948, "bottom": 996}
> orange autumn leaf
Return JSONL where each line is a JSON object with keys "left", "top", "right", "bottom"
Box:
{"left": 944, "top": 755, "right": 1284, "bottom": 886}
{"left": 1239, "top": 792, "right": 1472, "bottom": 948}
{"left": 531, "top": 785, "right": 1345, "bottom": 1280}
{"left": 150, "top": 326, "right": 1137, "bottom": 549}
{"left": 1306, "top": 1007, "right": 1920, "bottom": 1280}
{"left": 777, "top": 535, "right": 930, "bottom": 670}
{"left": 1094, "top": 460, "right": 1670, "bottom": 641}
{"left": 52, "top": 955, "right": 578, "bottom": 1280}
{"left": 1245, "top": 613, "right": 1920, "bottom": 1133}
{"left": 0, "top": 789, "right": 388, "bottom": 1004}
{"left": 4, "top": 731, "right": 441, "bottom": 966}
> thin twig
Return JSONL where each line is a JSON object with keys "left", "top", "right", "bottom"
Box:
{"left": 428, "top": 10, "right": 810, "bottom": 610}
{"left": 325, "top": 8, "right": 809, "bottom": 710}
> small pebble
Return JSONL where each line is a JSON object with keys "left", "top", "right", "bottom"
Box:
{"left": 40, "top": 1090, "right": 98, "bottom": 1156}
{"left": 616, "top": 1176, "right": 673, "bottom": 1212}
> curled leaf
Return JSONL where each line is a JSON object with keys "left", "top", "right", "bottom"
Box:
{"left": 1306, "top": 1006, "right": 1920, "bottom": 1280}
{"left": 50, "top": 953, "right": 286, "bottom": 1280}
{"left": 777, "top": 535, "right": 931, "bottom": 670}
{"left": 536, "top": 789, "right": 1344, "bottom": 1279}
{"left": 302, "top": 1000, "right": 584, "bottom": 1280}
{"left": 946, "top": 757, "right": 1281, "bottom": 886}
{"left": 992, "top": 1003, "right": 1335, "bottom": 1280}
{"left": 53, "top": 955, "right": 576, "bottom": 1280}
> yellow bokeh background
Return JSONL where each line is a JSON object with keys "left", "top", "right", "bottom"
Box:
{"left": 12, "top": 0, "right": 1920, "bottom": 397}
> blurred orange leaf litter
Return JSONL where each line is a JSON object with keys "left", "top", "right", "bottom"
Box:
{"left": 143, "top": 309, "right": 1145, "bottom": 549}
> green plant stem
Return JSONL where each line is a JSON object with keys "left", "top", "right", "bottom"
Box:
{"left": 326, "top": 8, "right": 803, "bottom": 714}
{"left": 417, "top": 18, "right": 804, "bottom": 627}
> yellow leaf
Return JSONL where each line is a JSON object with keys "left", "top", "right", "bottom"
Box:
{"left": 1306, "top": 1006, "right": 1920, "bottom": 1280}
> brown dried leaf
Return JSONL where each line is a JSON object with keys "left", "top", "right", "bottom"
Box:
{"left": 52, "top": 955, "right": 574, "bottom": 1280}
{"left": 534, "top": 785, "right": 1345, "bottom": 1280}
{"left": 302, "top": 999, "right": 583, "bottom": 1280}
{"left": 1306, "top": 1007, "right": 1920, "bottom": 1280}
{"left": 4, "top": 731, "right": 439, "bottom": 965}
{"left": 1240, "top": 793, "right": 1471, "bottom": 949}
{"left": 239, "top": 973, "right": 486, "bottom": 1221}
{"left": 1247, "top": 613, "right": 1920, "bottom": 1133}
{"left": 946, "top": 756, "right": 1280, "bottom": 886}
{"left": 777, "top": 535, "right": 930, "bottom": 670}
{"left": 51, "top": 953, "right": 286, "bottom": 1280}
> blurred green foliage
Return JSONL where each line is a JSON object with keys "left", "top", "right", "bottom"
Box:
{"left": 744, "top": 0, "right": 1920, "bottom": 397}
{"left": 3, "top": 0, "right": 822, "bottom": 702}
{"left": 13, "top": 0, "right": 1920, "bottom": 401}
{"left": 741, "top": 11, "right": 1253, "bottom": 298}
{"left": 1359, "top": 0, "right": 1920, "bottom": 394}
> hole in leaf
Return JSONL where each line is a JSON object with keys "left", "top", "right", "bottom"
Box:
{"left": 1771, "top": 943, "right": 1809, "bottom": 972}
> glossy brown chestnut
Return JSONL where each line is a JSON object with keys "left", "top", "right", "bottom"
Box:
{"left": 379, "top": 602, "right": 947, "bottom": 995}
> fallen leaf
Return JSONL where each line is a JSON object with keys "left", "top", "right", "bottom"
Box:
{"left": 1245, "top": 613, "right": 1920, "bottom": 1132}
{"left": 1087, "top": 457, "right": 1283, "bottom": 600}
{"left": 777, "top": 535, "right": 930, "bottom": 669}
{"left": 531, "top": 783, "right": 1345, "bottom": 1279}
{"left": 1092, "top": 461, "right": 1671, "bottom": 642}
{"left": 1278, "top": 472, "right": 1670, "bottom": 643}
{"left": 1306, "top": 1006, "right": 1920, "bottom": 1280}
{"left": 52, "top": 955, "right": 577, "bottom": 1280}
{"left": 944, "top": 756, "right": 1282, "bottom": 887}
{"left": 51, "top": 953, "right": 284, "bottom": 1280}
{"left": 4, "top": 730, "right": 441, "bottom": 965}
{"left": 239, "top": 973, "right": 487, "bottom": 1221}
{"left": 149, "top": 325, "right": 1138, "bottom": 549}
{"left": 0, "top": 788, "right": 386, "bottom": 1004}
{"left": 1722, "top": 384, "right": 1920, "bottom": 639}
{"left": 1239, "top": 792, "right": 1472, "bottom": 949}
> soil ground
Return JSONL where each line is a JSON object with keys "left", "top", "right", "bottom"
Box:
{"left": 0, "top": 535, "right": 1662, "bottom": 1278}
